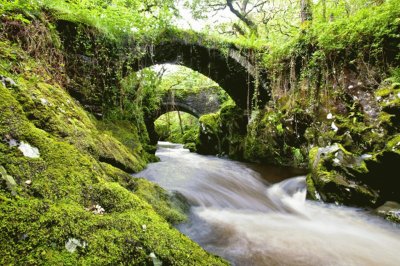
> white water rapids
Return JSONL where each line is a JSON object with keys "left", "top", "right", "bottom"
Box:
{"left": 136, "top": 142, "right": 400, "bottom": 266}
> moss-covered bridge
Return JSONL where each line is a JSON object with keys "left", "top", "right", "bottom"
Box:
{"left": 57, "top": 21, "right": 269, "bottom": 114}
{"left": 133, "top": 32, "right": 270, "bottom": 111}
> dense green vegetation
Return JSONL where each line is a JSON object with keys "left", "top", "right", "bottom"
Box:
{"left": 1, "top": 0, "right": 400, "bottom": 263}
{"left": 151, "top": 65, "right": 232, "bottom": 149}
{"left": 155, "top": 112, "right": 199, "bottom": 147}
{"left": 0, "top": 0, "right": 177, "bottom": 41}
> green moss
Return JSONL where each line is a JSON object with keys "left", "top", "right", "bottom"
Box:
{"left": 99, "top": 162, "right": 187, "bottom": 223}
{"left": 96, "top": 133, "right": 145, "bottom": 173}
{"left": 307, "top": 144, "right": 379, "bottom": 206}
{"left": 9, "top": 71, "right": 147, "bottom": 173}
{"left": 96, "top": 120, "right": 145, "bottom": 156}
{"left": 376, "top": 85, "right": 400, "bottom": 109}
{"left": 197, "top": 112, "right": 222, "bottom": 155}
{"left": 376, "top": 86, "right": 393, "bottom": 97}
{"left": 387, "top": 134, "right": 400, "bottom": 154}
{"left": 99, "top": 162, "right": 137, "bottom": 189}
{"left": 377, "top": 112, "right": 394, "bottom": 126}
{"left": 244, "top": 108, "right": 309, "bottom": 167}
{"left": 184, "top": 142, "right": 197, "bottom": 152}
{"left": 133, "top": 178, "right": 188, "bottom": 224}
{"left": 305, "top": 173, "right": 318, "bottom": 200}
{"left": 0, "top": 38, "right": 227, "bottom": 264}
{"left": 0, "top": 198, "right": 226, "bottom": 265}
{"left": 89, "top": 181, "right": 146, "bottom": 213}
{"left": 199, "top": 113, "right": 220, "bottom": 134}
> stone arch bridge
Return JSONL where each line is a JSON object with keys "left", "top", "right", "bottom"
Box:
{"left": 128, "top": 31, "right": 270, "bottom": 143}
{"left": 131, "top": 30, "right": 270, "bottom": 111}
{"left": 146, "top": 86, "right": 223, "bottom": 143}
{"left": 56, "top": 22, "right": 269, "bottom": 143}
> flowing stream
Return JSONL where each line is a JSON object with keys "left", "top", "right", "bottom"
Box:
{"left": 136, "top": 142, "right": 400, "bottom": 266}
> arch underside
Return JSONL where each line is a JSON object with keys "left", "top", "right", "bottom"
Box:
{"left": 157, "top": 102, "right": 201, "bottom": 118}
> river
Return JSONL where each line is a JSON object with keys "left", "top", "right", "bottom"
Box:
{"left": 135, "top": 142, "right": 400, "bottom": 266}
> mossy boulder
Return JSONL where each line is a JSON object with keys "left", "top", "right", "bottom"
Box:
{"left": 197, "top": 113, "right": 221, "bottom": 155}
{"left": 244, "top": 107, "right": 309, "bottom": 168}
{"left": 183, "top": 142, "right": 197, "bottom": 152}
{"left": 196, "top": 104, "right": 247, "bottom": 158}
{"left": 307, "top": 144, "right": 379, "bottom": 206}
{"left": 10, "top": 78, "right": 148, "bottom": 173}
{"left": 375, "top": 201, "right": 400, "bottom": 223}
{"left": 218, "top": 104, "right": 247, "bottom": 159}
{"left": 306, "top": 82, "right": 400, "bottom": 208}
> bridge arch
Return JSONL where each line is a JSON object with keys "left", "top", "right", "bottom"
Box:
{"left": 145, "top": 83, "right": 223, "bottom": 144}
{"left": 159, "top": 102, "right": 201, "bottom": 118}
{"left": 55, "top": 21, "right": 268, "bottom": 115}
{"left": 131, "top": 33, "right": 269, "bottom": 111}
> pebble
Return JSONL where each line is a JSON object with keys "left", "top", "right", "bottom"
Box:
{"left": 331, "top": 122, "right": 339, "bottom": 132}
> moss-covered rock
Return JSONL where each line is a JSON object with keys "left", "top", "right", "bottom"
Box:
{"left": 218, "top": 104, "right": 247, "bottom": 159}
{"left": 307, "top": 144, "right": 379, "bottom": 206}
{"left": 0, "top": 31, "right": 227, "bottom": 265}
{"left": 133, "top": 178, "right": 189, "bottom": 224}
{"left": 197, "top": 112, "right": 222, "bottom": 155}
{"left": 305, "top": 81, "right": 400, "bottom": 209}
{"left": 0, "top": 197, "right": 226, "bottom": 265}
{"left": 375, "top": 201, "right": 400, "bottom": 223}
{"left": 100, "top": 163, "right": 188, "bottom": 223}
{"left": 184, "top": 142, "right": 197, "bottom": 152}
{"left": 196, "top": 104, "right": 247, "bottom": 158}
{"left": 244, "top": 107, "right": 310, "bottom": 168}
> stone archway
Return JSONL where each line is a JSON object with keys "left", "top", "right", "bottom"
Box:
{"left": 131, "top": 31, "right": 269, "bottom": 111}
{"left": 146, "top": 86, "right": 223, "bottom": 144}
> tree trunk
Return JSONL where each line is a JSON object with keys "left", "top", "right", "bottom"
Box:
{"left": 300, "top": 0, "right": 312, "bottom": 22}
{"left": 177, "top": 110, "right": 184, "bottom": 135}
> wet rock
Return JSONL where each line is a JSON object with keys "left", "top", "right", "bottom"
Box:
{"left": 376, "top": 201, "right": 400, "bottom": 223}
{"left": 183, "top": 142, "right": 196, "bottom": 152}
{"left": 345, "top": 80, "right": 380, "bottom": 120}
{"left": 362, "top": 150, "right": 400, "bottom": 202}
{"left": 376, "top": 84, "right": 400, "bottom": 129}
{"left": 307, "top": 144, "right": 379, "bottom": 206}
